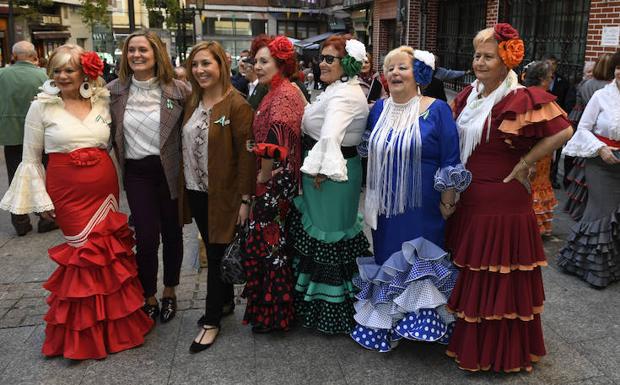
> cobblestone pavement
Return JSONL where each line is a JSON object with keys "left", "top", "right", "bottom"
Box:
{"left": 0, "top": 151, "right": 618, "bottom": 385}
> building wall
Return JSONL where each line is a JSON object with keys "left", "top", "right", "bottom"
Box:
{"left": 406, "top": 0, "right": 438, "bottom": 52}
{"left": 372, "top": 0, "right": 396, "bottom": 69}
{"left": 63, "top": 5, "right": 93, "bottom": 50}
{"left": 585, "top": 0, "right": 620, "bottom": 61}
{"left": 486, "top": 0, "right": 498, "bottom": 27}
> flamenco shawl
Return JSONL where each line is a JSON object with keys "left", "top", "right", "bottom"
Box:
{"left": 365, "top": 96, "right": 422, "bottom": 230}
{"left": 456, "top": 70, "right": 520, "bottom": 165}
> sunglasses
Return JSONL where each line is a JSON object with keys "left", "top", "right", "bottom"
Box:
{"left": 318, "top": 54, "right": 342, "bottom": 64}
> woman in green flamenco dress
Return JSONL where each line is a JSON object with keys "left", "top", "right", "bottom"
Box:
{"left": 287, "top": 35, "right": 370, "bottom": 334}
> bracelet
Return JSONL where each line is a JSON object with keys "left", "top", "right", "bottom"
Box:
{"left": 241, "top": 199, "right": 251, "bottom": 205}
{"left": 441, "top": 201, "right": 455, "bottom": 209}
{"left": 520, "top": 157, "right": 530, "bottom": 169}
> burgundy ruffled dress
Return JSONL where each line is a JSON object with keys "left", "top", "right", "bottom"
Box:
{"left": 446, "top": 86, "right": 571, "bottom": 372}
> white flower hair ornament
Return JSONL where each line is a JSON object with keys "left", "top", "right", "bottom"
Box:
{"left": 341, "top": 39, "right": 367, "bottom": 78}
{"left": 345, "top": 39, "right": 367, "bottom": 62}
{"left": 413, "top": 49, "right": 436, "bottom": 87}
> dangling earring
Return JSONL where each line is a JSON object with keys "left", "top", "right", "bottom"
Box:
{"left": 79, "top": 78, "right": 92, "bottom": 98}
{"left": 340, "top": 74, "right": 349, "bottom": 83}
{"left": 42, "top": 79, "right": 60, "bottom": 95}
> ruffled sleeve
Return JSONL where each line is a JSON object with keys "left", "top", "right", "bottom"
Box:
{"left": 0, "top": 101, "right": 54, "bottom": 214}
{"left": 300, "top": 90, "right": 356, "bottom": 181}
{"left": 562, "top": 91, "right": 606, "bottom": 158}
{"left": 497, "top": 87, "right": 572, "bottom": 138}
{"left": 432, "top": 101, "right": 471, "bottom": 192}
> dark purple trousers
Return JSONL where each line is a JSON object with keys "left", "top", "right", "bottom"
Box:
{"left": 124, "top": 156, "right": 183, "bottom": 298}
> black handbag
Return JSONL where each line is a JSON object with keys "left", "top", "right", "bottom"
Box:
{"left": 220, "top": 225, "right": 247, "bottom": 285}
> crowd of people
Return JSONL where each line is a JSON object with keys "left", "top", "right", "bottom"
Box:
{"left": 0, "top": 20, "right": 618, "bottom": 374}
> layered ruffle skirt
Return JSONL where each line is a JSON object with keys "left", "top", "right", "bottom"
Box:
{"left": 288, "top": 155, "right": 369, "bottom": 334}
{"left": 350, "top": 238, "right": 457, "bottom": 352}
{"left": 446, "top": 182, "right": 547, "bottom": 372}
{"left": 42, "top": 148, "right": 153, "bottom": 360}
{"left": 563, "top": 157, "right": 588, "bottom": 221}
{"left": 557, "top": 157, "right": 620, "bottom": 288}
{"left": 530, "top": 155, "right": 558, "bottom": 235}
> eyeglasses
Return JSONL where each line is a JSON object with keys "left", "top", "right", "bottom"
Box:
{"left": 318, "top": 54, "right": 342, "bottom": 64}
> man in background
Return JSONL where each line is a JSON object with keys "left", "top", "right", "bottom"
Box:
{"left": 0, "top": 41, "right": 57, "bottom": 235}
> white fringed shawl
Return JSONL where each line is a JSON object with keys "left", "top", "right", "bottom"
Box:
{"left": 365, "top": 96, "right": 422, "bottom": 230}
{"left": 456, "top": 70, "right": 520, "bottom": 165}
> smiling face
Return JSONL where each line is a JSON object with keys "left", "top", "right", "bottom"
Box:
{"left": 52, "top": 57, "right": 84, "bottom": 97}
{"left": 385, "top": 52, "right": 417, "bottom": 99}
{"left": 127, "top": 36, "right": 156, "bottom": 80}
{"left": 191, "top": 49, "right": 221, "bottom": 91}
{"left": 254, "top": 46, "right": 278, "bottom": 85}
{"left": 472, "top": 41, "right": 507, "bottom": 88}
{"left": 361, "top": 56, "right": 371, "bottom": 74}
{"left": 319, "top": 45, "right": 344, "bottom": 85}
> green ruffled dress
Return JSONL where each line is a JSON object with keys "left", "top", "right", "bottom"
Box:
{"left": 288, "top": 152, "right": 370, "bottom": 334}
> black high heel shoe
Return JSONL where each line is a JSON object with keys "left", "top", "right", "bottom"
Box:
{"left": 189, "top": 325, "right": 219, "bottom": 354}
{"left": 160, "top": 297, "right": 177, "bottom": 323}
{"left": 142, "top": 302, "right": 159, "bottom": 321}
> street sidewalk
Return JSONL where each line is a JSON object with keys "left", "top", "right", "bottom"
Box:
{"left": 0, "top": 151, "right": 617, "bottom": 385}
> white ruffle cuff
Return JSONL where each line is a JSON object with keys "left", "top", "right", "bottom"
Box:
{"left": 0, "top": 162, "right": 54, "bottom": 214}
{"left": 300, "top": 137, "right": 348, "bottom": 181}
{"left": 562, "top": 130, "right": 606, "bottom": 158}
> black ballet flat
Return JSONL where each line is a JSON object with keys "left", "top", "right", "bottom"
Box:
{"left": 160, "top": 297, "right": 177, "bottom": 323}
{"left": 189, "top": 325, "right": 219, "bottom": 354}
{"left": 142, "top": 302, "right": 159, "bottom": 321}
{"left": 196, "top": 303, "right": 235, "bottom": 326}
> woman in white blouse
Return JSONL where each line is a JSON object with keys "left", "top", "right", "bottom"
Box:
{"left": 287, "top": 35, "right": 370, "bottom": 334}
{"left": 559, "top": 52, "right": 620, "bottom": 288}
{"left": 0, "top": 44, "right": 153, "bottom": 359}
{"left": 108, "top": 30, "right": 189, "bottom": 323}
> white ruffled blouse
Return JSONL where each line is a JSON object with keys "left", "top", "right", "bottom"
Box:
{"left": 563, "top": 80, "right": 620, "bottom": 158}
{"left": 0, "top": 88, "right": 111, "bottom": 214}
{"left": 300, "top": 77, "right": 369, "bottom": 181}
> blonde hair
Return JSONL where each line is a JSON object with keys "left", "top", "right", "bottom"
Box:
{"left": 473, "top": 28, "right": 497, "bottom": 50}
{"left": 184, "top": 41, "right": 232, "bottom": 115}
{"left": 382, "top": 45, "right": 414, "bottom": 74}
{"left": 118, "top": 30, "right": 174, "bottom": 85}
{"left": 47, "top": 44, "right": 105, "bottom": 88}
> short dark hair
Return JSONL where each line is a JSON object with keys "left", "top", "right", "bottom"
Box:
{"left": 611, "top": 51, "right": 620, "bottom": 72}
{"left": 523, "top": 61, "right": 552, "bottom": 87}
{"left": 543, "top": 54, "right": 558, "bottom": 63}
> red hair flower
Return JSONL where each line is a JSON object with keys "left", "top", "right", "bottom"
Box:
{"left": 498, "top": 39, "right": 525, "bottom": 69}
{"left": 80, "top": 52, "right": 104, "bottom": 79}
{"left": 494, "top": 23, "right": 520, "bottom": 42}
{"left": 268, "top": 36, "right": 294, "bottom": 61}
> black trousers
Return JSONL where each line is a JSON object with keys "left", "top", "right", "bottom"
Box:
{"left": 124, "top": 156, "right": 184, "bottom": 298}
{"left": 186, "top": 189, "right": 234, "bottom": 326}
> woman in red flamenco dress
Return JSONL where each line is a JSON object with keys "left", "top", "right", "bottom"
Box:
{"left": 0, "top": 45, "right": 153, "bottom": 360}
{"left": 446, "top": 24, "right": 573, "bottom": 372}
{"left": 241, "top": 35, "right": 305, "bottom": 333}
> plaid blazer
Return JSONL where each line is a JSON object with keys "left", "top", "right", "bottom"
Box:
{"left": 108, "top": 78, "right": 189, "bottom": 200}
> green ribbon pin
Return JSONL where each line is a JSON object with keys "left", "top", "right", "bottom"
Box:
{"left": 166, "top": 99, "right": 173, "bottom": 110}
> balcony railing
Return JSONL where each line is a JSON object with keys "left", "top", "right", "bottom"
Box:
{"left": 268, "top": 0, "right": 326, "bottom": 8}
{"left": 343, "top": 0, "right": 373, "bottom": 6}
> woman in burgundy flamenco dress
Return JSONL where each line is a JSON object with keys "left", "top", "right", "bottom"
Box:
{"left": 241, "top": 35, "right": 305, "bottom": 333}
{"left": 446, "top": 24, "right": 573, "bottom": 372}
{"left": 0, "top": 45, "right": 153, "bottom": 360}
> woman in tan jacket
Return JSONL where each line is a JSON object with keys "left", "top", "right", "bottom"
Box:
{"left": 182, "top": 41, "right": 255, "bottom": 353}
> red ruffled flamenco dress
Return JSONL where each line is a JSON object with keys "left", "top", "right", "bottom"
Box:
{"left": 42, "top": 148, "right": 153, "bottom": 359}
{"left": 446, "top": 87, "right": 571, "bottom": 372}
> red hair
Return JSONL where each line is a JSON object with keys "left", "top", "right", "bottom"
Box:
{"left": 250, "top": 34, "right": 297, "bottom": 79}
{"left": 321, "top": 34, "right": 352, "bottom": 57}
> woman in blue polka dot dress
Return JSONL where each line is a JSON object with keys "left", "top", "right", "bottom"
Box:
{"left": 352, "top": 46, "right": 470, "bottom": 352}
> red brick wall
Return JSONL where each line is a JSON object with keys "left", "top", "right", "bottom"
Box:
{"left": 486, "top": 0, "right": 498, "bottom": 27}
{"left": 585, "top": 0, "right": 620, "bottom": 61}
{"left": 406, "top": 0, "right": 438, "bottom": 51}
{"left": 372, "top": 0, "right": 397, "bottom": 70}
{"left": 408, "top": 0, "right": 421, "bottom": 48}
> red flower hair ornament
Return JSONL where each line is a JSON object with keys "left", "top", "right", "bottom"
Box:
{"left": 494, "top": 23, "right": 524, "bottom": 69}
{"left": 268, "top": 36, "right": 295, "bottom": 61}
{"left": 80, "top": 52, "right": 104, "bottom": 79}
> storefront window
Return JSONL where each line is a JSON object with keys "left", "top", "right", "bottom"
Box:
{"left": 277, "top": 21, "right": 319, "bottom": 40}
{"left": 206, "top": 18, "right": 266, "bottom": 36}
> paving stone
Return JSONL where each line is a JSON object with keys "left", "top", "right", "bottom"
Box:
{"left": 0, "top": 325, "right": 92, "bottom": 385}
{"left": 0, "top": 326, "right": 36, "bottom": 375}
{"left": 574, "top": 336, "right": 620, "bottom": 383}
